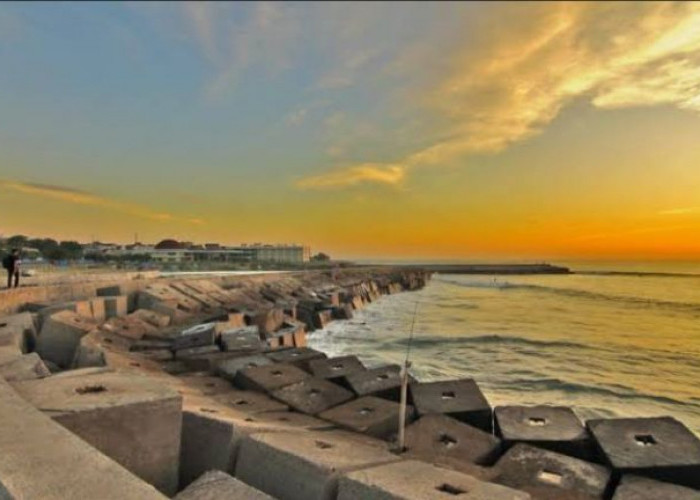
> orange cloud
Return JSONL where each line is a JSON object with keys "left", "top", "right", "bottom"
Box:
{"left": 295, "top": 163, "right": 405, "bottom": 189}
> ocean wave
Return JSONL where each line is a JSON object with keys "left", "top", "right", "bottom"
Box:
{"left": 391, "top": 333, "right": 595, "bottom": 351}
{"left": 440, "top": 278, "right": 700, "bottom": 314}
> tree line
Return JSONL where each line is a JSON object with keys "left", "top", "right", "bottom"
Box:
{"left": 0, "top": 235, "right": 84, "bottom": 261}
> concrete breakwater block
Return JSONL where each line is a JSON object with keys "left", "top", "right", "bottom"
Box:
{"left": 130, "top": 308, "right": 171, "bottom": 328}
{"left": 180, "top": 351, "right": 250, "bottom": 372}
{"left": 612, "top": 475, "right": 700, "bottom": 499}
{"left": 216, "top": 354, "right": 273, "bottom": 381}
{"left": 496, "top": 405, "right": 592, "bottom": 460}
{"left": 271, "top": 377, "right": 354, "bottom": 415}
{"left": 174, "top": 374, "right": 234, "bottom": 397}
{"left": 174, "top": 470, "right": 273, "bottom": 500}
{"left": 313, "top": 309, "right": 334, "bottom": 330}
{"left": 338, "top": 459, "right": 530, "bottom": 500}
{"left": 344, "top": 364, "right": 412, "bottom": 402}
{"left": 169, "top": 282, "right": 222, "bottom": 310}
{"left": 331, "top": 304, "right": 354, "bottom": 320}
{"left": 403, "top": 414, "right": 502, "bottom": 467}
{"left": 308, "top": 355, "right": 366, "bottom": 383}
{"left": 235, "top": 430, "right": 400, "bottom": 500}
{"left": 36, "top": 310, "right": 98, "bottom": 369}
{"left": 410, "top": 378, "right": 492, "bottom": 432}
{"left": 319, "top": 395, "right": 415, "bottom": 440}
{"left": 587, "top": 417, "right": 700, "bottom": 490}
{"left": 252, "top": 410, "right": 337, "bottom": 431}
{"left": 253, "top": 308, "right": 286, "bottom": 336}
{"left": 0, "top": 312, "right": 38, "bottom": 354}
{"left": 101, "top": 315, "right": 156, "bottom": 340}
{"left": 138, "top": 284, "right": 202, "bottom": 313}
{"left": 12, "top": 371, "right": 183, "bottom": 495}
{"left": 492, "top": 443, "right": 611, "bottom": 499}
{"left": 220, "top": 326, "right": 262, "bottom": 352}
{"left": 173, "top": 323, "right": 217, "bottom": 351}
{"left": 214, "top": 389, "right": 289, "bottom": 414}
{"left": 234, "top": 362, "right": 310, "bottom": 393}
{"left": 0, "top": 352, "right": 51, "bottom": 382}
{"left": 266, "top": 346, "right": 327, "bottom": 370}
{"left": 103, "top": 296, "right": 128, "bottom": 319}
{"left": 0, "top": 378, "right": 166, "bottom": 500}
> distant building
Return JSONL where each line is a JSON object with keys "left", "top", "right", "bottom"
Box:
{"left": 149, "top": 240, "right": 310, "bottom": 264}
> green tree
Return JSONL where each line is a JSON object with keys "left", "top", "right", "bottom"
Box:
{"left": 311, "top": 252, "right": 331, "bottom": 262}
{"left": 6, "top": 234, "right": 28, "bottom": 249}
{"left": 59, "top": 241, "right": 84, "bottom": 260}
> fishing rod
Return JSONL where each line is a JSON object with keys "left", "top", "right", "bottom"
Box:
{"left": 396, "top": 299, "right": 419, "bottom": 452}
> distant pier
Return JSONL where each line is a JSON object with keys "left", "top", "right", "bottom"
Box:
{"left": 415, "top": 263, "right": 571, "bottom": 275}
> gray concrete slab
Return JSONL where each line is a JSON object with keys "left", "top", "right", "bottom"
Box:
{"left": 492, "top": 443, "right": 611, "bottom": 500}
{"left": 220, "top": 326, "right": 262, "bottom": 352}
{"left": 13, "top": 371, "right": 182, "bottom": 495}
{"left": 214, "top": 389, "right": 289, "bottom": 414}
{"left": 496, "top": 406, "right": 592, "bottom": 460}
{"left": 0, "top": 378, "right": 166, "bottom": 499}
{"left": 235, "top": 430, "right": 400, "bottom": 500}
{"left": 266, "top": 346, "right": 327, "bottom": 371}
{"left": 0, "top": 352, "right": 51, "bottom": 382}
{"left": 588, "top": 417, "right": 700, "bottom": 490}
{"left": 320, "top": 395, "right": 415, "bottom": 440}
{"left": 173, "top": 323, "right": 217, "bottom": 351}
{"left": 403, "top": 414, "right": 502, "bottom": 467}
{"left": 344, "top": 364, "right": 413, "bottom": 402}
{"left": 234, "top": 362, "right": 310, "bottom": 393}
{"left": 0, "top": 312, "right": 37, "bottom": 354}
{"left": 338, "top": 459, "right": 530, "bottom": 500}
{"left": 308, "top": 355, "right": 366, "bottom": 382}
{"left": 216, "top": 354, "right": 273, "bottom": 381}
{"left": 271, "top": 377, "right": 354, "bottom": 415}
{"left": 174, "top": 470, "right": 273, "bottom": 500}
{"left": 251, "top": 411, "right": 337, "bottom": 431}
{"left": 612, "top": 475, "right": 700, "bottom": 499}
{"left": 410, "top": 378, "right": 492, "bottom": 432}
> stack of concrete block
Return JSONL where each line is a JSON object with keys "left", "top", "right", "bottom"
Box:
{"left": 410, "top": 378, "right": 493, "bottom": 432}
{"left": 174, "top": 470, "right": 272, "bottom": 500}
{"left": 36, "top": 310, "right": 98, "bottom": 369}
{"left": 587, "top": 417, "right": 700, "bottom": 490}
{"left": 11, "top": 371, "right": 183, "bottom": 495}
{"left": 495, "top": 405, "right": 594, "bottom": 460}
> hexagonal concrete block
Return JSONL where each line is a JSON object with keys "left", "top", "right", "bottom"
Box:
{"left": 403, "top": 414, "right": 502, "bottom": 467}
{"left": 587, "top": 417, "right": 700, "bottom": 490}
{"left": 338, "top": 459, "right": 530, "bottom": 500}
{"left": 410, "top": 378, "right": 492, "bottom": 432}
{"left": 271, "top": 377, "right": 354, "bottom": 415}
{"left": 234, "top": 363, "right": 310, "bottom": 393}
{"left": 495, "top": 406, "right": 592, "bottom": 460}
{"left": 492, "top": 443, "right": 611, "bottom": 500}
{"left": 320, "top": 396, "right": 415, "bottom": 440}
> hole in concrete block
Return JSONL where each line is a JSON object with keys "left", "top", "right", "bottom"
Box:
{"left": 309, "top": 389, "right": 321, "bottom": 396}
{"left": 537, "top": 470, "right": 563, "bottom": 486}
{"left": 635, "top": 434, "right": 657, "bottom": 446}
{"left": 76, "top": 385, "right": 107, "bottom": 395}
{"left": 436, "top": 483, "right": 466, "bottom": 495}
{"left": 0, "top": 323, "right": 7, "bottom": 328}
{"left": 234, "top": 399, "right": 249, "bottom": 405}
{"left": 245, "top": 418, "right": 254, "bottom": 422}
{"left": 441, "top": 391, "right": 456, "bottom": 400}
{"left": 291, "top": 352, "right": 300, "bottom": 357}
{"left": 130, "top": 362, "right": 141, "bottom": 367}
{"left": 205, "top": 382, "right": 215, "bottom": 387}
{"left": 271, "top": 370, "right": 283, "bottom": 376}
{"left": 200, "top": 408, "right": 218, "bottom": 413}
{"left": 332, "top": 364, "right": 344, "bottom": 370}
{"left": 278, "top": 417, "right": 290, "bottom": 422}
{"left": 377, "top": 374, "right": 390, "bottom": 380}
{"left": 358, "top": 407, "right": 375, "bottom": 415}
{"left": 104, "top": 338, "right": 113, "bottom": 344}
{"left": 529, "top": 417, "right": 547, "bottom": 426}
{"left": 438, "top": 433, "right": 458, "bottom": 449}
{"left": 315, "top": 440, "right": 333, "bottom": 449}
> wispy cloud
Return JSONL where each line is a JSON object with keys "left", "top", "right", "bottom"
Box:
{"left": 0, "top": 180, "right": 204, "bottom": 225}
{"left": 659, "top": 206, "right": 700, "bottom": 215}
{"left": 295, "top": 163, "right": 405, "bottom": 190}
{"left": 298, "top": 2, "right": 700, "bottom": 189}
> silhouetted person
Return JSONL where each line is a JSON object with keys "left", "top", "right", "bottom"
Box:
{"left": 3, "top": 249, "right": 21, "bottom": 289}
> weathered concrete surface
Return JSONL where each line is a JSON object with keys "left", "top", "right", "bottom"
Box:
{"left": 173, "top": 323, "right": 217, "bottom": 351}
{"left": 266, "top": 346, "right": 327, "bottom": 370}
{"left": 172, "top": 373, "right": 235, "bottom": 397}
{"left": 338, "top": 459, "right": 530, "bottom": 500}
{"left": 214, "top": 388, "right": 289, "bottom": 414}
{"left": 308, "top": 355, "right": 366, "bottom": 382}
{"left": 251, "top": 410, "right": 337, "bottom": 431}
{"left": 0, "top": 312, "right": 37, "bottom": 354}
{"left": 612, "top": 475, "right": 700, "bottom": 499}
{"left": 103, "top": 295, "right": 128, "bottom": 319}
{"left": 492, "top": 443, "right": 611, "bottom": 500}
{"left": 495, "top": 405, "right": 592, "bottom": 460}
{"left": 0, "top": 352, "right": 51, "bottom": 382}
{"left": 174, "top": 470, "right": 273, "bottom": 500}
{"left": 588, "top": 417, "right": 700, "bottom": 490}
{"left": 235, "top": 430, "right": 401, "bottom": 500}
{"left": 234, "top": 362, "right": 310, "bottom": 393}
{"left": 0, "top": 377, "right": 165, "bottom": 499}
{"left": 36, "top": 310, "right": 98, "bottom": 368}
{"left": 216, "top": 354, "right": 273, "bottom": 381}
{"left": 12, "top": 371, "right": 182, "bottom": 495}
{"left": 411, "top": 378, "right": 493, "bottom": 432}
{"left": 403, "top": 414, "right": 502, "bottom": 467}
{"left": 219, "top": 326, "right": 262, "bottom": 353}
{"left": 130, "top": 308, "right": 170, "bottom": 328}
{"left": 344, "top": 364, "right": 409, "bottom": 401}
{"left": 271, "top": 377, "right": 354, "bottom": 415}
{"left": 320, "top": 395, "right": 415, "bottom": 440}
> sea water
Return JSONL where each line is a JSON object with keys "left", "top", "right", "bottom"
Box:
{"left": 309, "top": 265, "right": 700, "bottom": 435}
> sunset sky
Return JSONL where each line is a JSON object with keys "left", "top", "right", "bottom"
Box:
{"left": 1, "top": 2, "right": 700, "bottom": 260}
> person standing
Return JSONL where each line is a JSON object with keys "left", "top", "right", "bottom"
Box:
{"left": 3, "top": 249, "right": 21, "bottom": 288}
